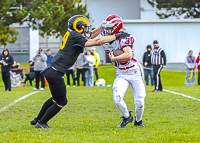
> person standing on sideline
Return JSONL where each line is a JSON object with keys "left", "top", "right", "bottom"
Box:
{"left": 91, "top": 47, "right": 100, "bottom": 82}
{"left": 46, "top": 49, "right": 53, "bottom": 66}
{"left": 74, "top": 53, "right": 87, "bottom": 86}
{"left": 196, "top": 52, "right": 200, "bottom": 85}
{"left": 33, "top": 48, "right": 47, "bottom": 90}
{"left": 143, "top": 45, "right": 154, "bottom": 86}
{"left": 185, "top": 50, "right": 196, "bottom": 86}
{"left": 30, "top": 14, "right": 124, "bottom": 129}
{"left": 0, "top": 49, "right": 14, "bottom": 91}
{"left": 151, "top": 40, "right": 166, "bottom": 92}
{"left": 85, "top": 50, "right": 95, "bottom": 86}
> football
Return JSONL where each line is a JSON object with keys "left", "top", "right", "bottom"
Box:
{"left": 113, "top": 49, "right": 123, "bottom": 57}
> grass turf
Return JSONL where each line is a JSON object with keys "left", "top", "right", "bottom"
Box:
{"left": 0, "top": 64, "right": 199, "bottom": 142}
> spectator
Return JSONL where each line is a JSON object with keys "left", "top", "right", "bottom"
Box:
{"left": 185, "top": 50, "right": 196, "bottom": 86}
{"left": 84, "top": 50, "right": 95, "bottom": 86}
{"left": 91, "top": 47, "right": 100, "bottom": 82}
{"left": 22, "top": 61, "right": 35, "bottom": 86}
{"left": 74, "top": 53, "right": 87, "bottom": 86}
{"left": 0, "top": 49, "right": 14, "bottom": 91}
{"left": 46, "top": 49, "right": 53, "bottom": 66}
{"left": 66, "top": 64, "right": 76, "bottom": 87}
{"left": 33, "top": 48, "right": 47, "bottom": 90}
{"left": 11, "top": 61, "right": 21, "bottom": 75}
{"left": 151, "top": 40, "right": 166, "bottom": 92}
{"left": 143, "top": 45, "right": 154, "bottom": 86}
{"left": 11, "top": 62, "right": 24, "bottom": 79}
{"left": 196, "top": 52, "right": 200, "bottom": 85}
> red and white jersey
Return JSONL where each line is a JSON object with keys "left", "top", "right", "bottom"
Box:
{"left": 99, "top": 32, "right": 138, "bottom": 71}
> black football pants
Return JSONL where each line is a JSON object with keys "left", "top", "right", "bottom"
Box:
{"left": 153, "top": 65, "right": 163, "bottom": 91}
{"left": 44, "top": 68, "right": 67, "bottom": 106}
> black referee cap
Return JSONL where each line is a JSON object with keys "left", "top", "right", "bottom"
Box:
{"left": 153, "top": 40, "right": 158, "bottom": 44}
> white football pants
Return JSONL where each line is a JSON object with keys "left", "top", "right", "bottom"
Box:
{"left": 112, "top": 63, "right": 146, "bottom": 122}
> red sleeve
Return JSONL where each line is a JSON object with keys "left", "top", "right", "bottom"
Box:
{"left": 196, "top": 56, "right": 199, "bottom": 63}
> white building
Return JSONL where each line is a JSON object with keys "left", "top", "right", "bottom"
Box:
{"left": 2, "top": 0, "right": 200, "bottom": 71}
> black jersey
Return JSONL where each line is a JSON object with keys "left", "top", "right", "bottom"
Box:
{"left": 51, "top": 30, "right": 87, "bottom": 74}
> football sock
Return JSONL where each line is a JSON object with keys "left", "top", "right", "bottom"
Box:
{"left": 39, "top": 103, "right": 62, "bottom": 124}
{"left": 135, "top": 106, "right": 144, "bottom": 122}
{"left": 115, "top": 99, "right": 129, "bottom": 118}
{"left": 36, "top": 97, "right": 54, "bottom": 120}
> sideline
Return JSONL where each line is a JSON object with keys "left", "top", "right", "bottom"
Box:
{"left": 0, "top": 91, "right": 39, "bottom": 113}
{"left": 164, "top": 89, "right": 200, "bottom": 102}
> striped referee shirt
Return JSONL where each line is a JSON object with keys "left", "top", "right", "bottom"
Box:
{"left": 150, "top": 47, "right": 166, "bottom": 65}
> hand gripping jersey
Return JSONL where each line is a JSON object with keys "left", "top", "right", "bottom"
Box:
{"left": 100, "top": 32, "right": 137, "bottom": 70}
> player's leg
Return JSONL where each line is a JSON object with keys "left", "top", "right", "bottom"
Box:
{"left": 34, "top": 68, "right": 67, "bottom": 129}
{"left": 130, "top": 63, "right": 146, "bottom": 126}
{"left": 112, "top": 76, "right": 133, "bottom": 127}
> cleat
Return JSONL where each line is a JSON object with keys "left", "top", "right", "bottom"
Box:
{"left": 30, "top": 118, "right": 38, "bottom": 125}
{"left": 35, "top": 121, "right": 51, "bottom": 129}
{"left": 134, "top": 119, "right": 145, "bottom": 127}
{"left": 117, "top": 111, "right": 133, "bottom": 128}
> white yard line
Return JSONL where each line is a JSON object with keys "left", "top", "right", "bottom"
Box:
{"left": 164, "top": 89, "right": 200, "bottom": 102}
{"left": 0, "top": 91, "right": 39, "bottom": 113}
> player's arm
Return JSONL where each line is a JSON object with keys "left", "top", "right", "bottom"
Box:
{"left": 85, "top": 34, "right": 116, "bottom": 47}
{"left": 109, "top": 46, "right": 132, "bottom": 62}
{"left": 90, "top": 26, "right": 103, "bottom": 39}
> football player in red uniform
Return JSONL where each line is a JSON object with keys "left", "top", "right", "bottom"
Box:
{"left": 30, "top": 15, "right": 124, "bottom": 129}
{"left": 97, "top": 14, "right": 146, "bottom": 127}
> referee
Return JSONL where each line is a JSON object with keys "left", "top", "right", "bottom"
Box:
{"left": 151, "top": 40, "right": 166, "bottom": 92}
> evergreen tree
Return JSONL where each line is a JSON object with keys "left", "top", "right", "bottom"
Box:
{"left": 0, "top": 0, "right": 89, "bottom": 48}
{"left": 147, "top": 0, "right": 200, "bottom": 19}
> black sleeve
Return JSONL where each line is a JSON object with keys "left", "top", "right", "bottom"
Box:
{"left": 7, "top": 56, "right": 14, "bottom": 66}
{"left": 161, "top": 50, "right": 166, "bottom": 65}
{"left": 74, "top": 32, "right": 87, "bottom": 48}
{"left": 143, "top": 52, "right": 149, "bottom": 63}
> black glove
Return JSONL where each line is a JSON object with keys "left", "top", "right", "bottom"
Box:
{"left": 115, "top": 32, "right": 130, "bottom": 40}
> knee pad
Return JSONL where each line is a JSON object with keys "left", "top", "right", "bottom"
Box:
{"left": 56, "top": 97, "right": 68, "bottom": 106}
{"left": 113, "top": 95, "right": 122, "bottom": 105}
{"left": 135, "top": 98, "right": 144, "bottom": 109}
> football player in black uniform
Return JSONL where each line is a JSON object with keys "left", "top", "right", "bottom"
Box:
{"left": 30, "top": 15, "right": 123, "bottom": 129}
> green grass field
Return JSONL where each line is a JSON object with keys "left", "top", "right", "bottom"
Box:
{"left": 0, "top": 64, "right": 200, "bottom": 142}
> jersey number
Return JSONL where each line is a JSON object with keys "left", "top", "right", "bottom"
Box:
{"left": 60, "top": 31, "right": 70, "bottom": 50}
{"left": 125, "top": 37, "right": 134, "bottom": 45}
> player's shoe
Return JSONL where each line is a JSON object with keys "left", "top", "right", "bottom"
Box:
{"left": 35, "top": 121, "right": 51, "bottom": 129}
{"left": 117, "top": 111, "right": 133, "bottom": 128}
{"left": 134, "top": 119, "right": 145, "bottom": 127}
{"left": 30, "top": 118, "right": 38, "bottom": 125}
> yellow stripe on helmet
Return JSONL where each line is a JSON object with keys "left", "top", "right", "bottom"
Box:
{"left": 73, "top": 17, "right": 90, "bottom": 33}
